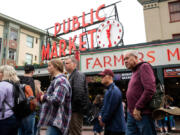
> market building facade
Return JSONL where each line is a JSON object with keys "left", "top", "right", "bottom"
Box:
{"left": 78, "top": 0, "right": 180, "bottom": 103}
{"left": 81, "top": 39, "right": 180, "bottom": 106}
{"left": 1, "top": 1, "right": 180, "bottom": 104}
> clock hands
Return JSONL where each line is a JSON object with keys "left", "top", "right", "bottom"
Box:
{"left": 106, "top": 24, "right": 112, "bottom": 48}
{"left": 97, "top": 20, "right": 122, "bottom": 48}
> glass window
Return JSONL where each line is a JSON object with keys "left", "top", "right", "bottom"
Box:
{"left": 36, "top": 38, "right": 38, "bottom": 44}
{"left": 25, "top": 53, "right": 33, "bottom": 64}
{"left": 26, "top": 35, "right": 34, "bottom": 48}
{"left": 10, "top": 28, "right": 18, "bottom": 41}
{"left": 169, "top": 1, "right": 180, "bottom": 22}
{"left": 35, "top": 55, "right": 37, "bottom": 61}
{"left": 173, "top": 34, "right": 180, "bottom": 39}
{"left": 8, "top": 49, "right": 16, "bottom": 60}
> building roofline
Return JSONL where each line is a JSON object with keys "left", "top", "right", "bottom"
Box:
{"left": 137, "top": 0, "right": 168, "bottom": 5}
{"left": 0, "top": 12, "right": 46, "bottom": 34}
{"left": 81, "top": 38, "right": 180, "bottom": 54}
{"left": 0, "top": 12, "right": 67, "bottom": 41}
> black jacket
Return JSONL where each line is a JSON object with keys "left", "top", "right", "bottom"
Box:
{"left": 69, "top": 68, "right": 89, "bottom": 114}
{"left": 19, "top": 76, "right": 35, "bottom": 96}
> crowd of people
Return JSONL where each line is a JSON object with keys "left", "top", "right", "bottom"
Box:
{"left": 156, "top": 95, "right": 176, "bottom": 135}
{"left": 0, "top": 51, "right": 177, "bottom": 135}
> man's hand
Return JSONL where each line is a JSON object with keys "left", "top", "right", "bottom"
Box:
{"left": 98, "top": 116, "right": 102, "bottom": 121}
{"left": 40, "top": 94, "right": 44, "bottom": 102}
{"left": 98, "top": 116, "right": 105, "bottom": 127}
{"left": 99, "top": 120, "right": 105, "bottom": 127}
{"left": 133, "top": 108, "right": 142, "bottom": 121}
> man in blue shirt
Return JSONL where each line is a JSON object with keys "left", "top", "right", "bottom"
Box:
{"left": 98, "top": 69, "right": 126, "bottom": 135}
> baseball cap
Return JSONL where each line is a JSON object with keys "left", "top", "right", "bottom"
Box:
{"left": 98, "top": 69, "right": 114, "bottom": 77}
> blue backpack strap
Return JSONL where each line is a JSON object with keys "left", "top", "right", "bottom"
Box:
{"left": 0, "top": 97, "right": 13, "bottom": 118}
{"left": 1, "top": 100, "right": 6, "bottom": 118}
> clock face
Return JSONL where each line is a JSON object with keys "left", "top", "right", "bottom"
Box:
{"left": 96, "top": 20, "right": 123, "bottom": 48}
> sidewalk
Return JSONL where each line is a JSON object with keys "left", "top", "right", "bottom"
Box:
{"left": 40, "top": 120, "right": 180, "bottom": 134}
{"left": 40, "top": 125, "right": 180, "bottom": 135}
{"left": 83, "top": 120, "right": 180, "bottom": 133}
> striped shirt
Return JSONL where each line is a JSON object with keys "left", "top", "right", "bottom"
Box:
{"left": 38, "top": 74, "right": 71, "bottom": 135}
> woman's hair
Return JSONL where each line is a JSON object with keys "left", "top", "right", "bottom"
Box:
{"left": 0, "top": 65, "right": 19, "bottom": 83}
{"left": 49, "top": 59, "right": 64, "bottom": 73}
{"left": 34, "top": 80, "right": 42, "bottom": 95}
{"left": 93, "top": 94, "right": 102, "bottom": 104}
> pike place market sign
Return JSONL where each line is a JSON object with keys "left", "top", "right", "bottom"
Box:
{"left": 80, "top": 42, "right": 180, "bottom": 73}
{"left": 41, "top": 4, "right": 124, "bottom": 61}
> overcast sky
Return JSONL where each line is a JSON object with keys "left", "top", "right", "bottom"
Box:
{"left": 0, "top": 0, "right": 146, "bottom": 45}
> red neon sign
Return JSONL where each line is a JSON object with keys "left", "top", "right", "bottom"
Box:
{"left": 42, "top": 4, "right": 106, "bottom": 61}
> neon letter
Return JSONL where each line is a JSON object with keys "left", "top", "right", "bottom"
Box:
{"left": 63, "top": 18, "right": 70, "bottom": 33}
{"left": 79, "top": 32, "right": 87, "bottom": 51}
{"left": 96, "top": 4, "right": 106, "bottom": 21}
{"left": 72, "top": 16, "right": 80, "bottom": 31}
{"left": 69, "top": 35, "right": 77, "bottom": 55}
{"left": 90, "top": 9, "right": 94, "bottom": 24}
{"left": 51, "top": 42, "right": 58, "bottom": 59}
{"left": 54, "top": 23, "right": 61, "bottom": 37}
{"left": 88, "top": 29, "right": 96, "bottom": 49}
{"left": 41, "top": 43, "right": 50, "bottom": 61}
{"left": 82, "top": 12, "right": 89, "bottom": 27}
{"left": 59, "top": 40, "right": 67, "bottom": 57}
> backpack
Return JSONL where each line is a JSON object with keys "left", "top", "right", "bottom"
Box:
{"left": 148, "top": 82, "right": 165, "bottom": 110}
{"left": 22, "top": 84, "right": 37, "bottom": 111}
{"left": 139, "top": 62, "right": 165, "bottom": 110}
{"left": 4, "top": 81, "right": 36, "bottom": 119}
{"left": 87, "top": 104, "right": 101, "bottom": 124}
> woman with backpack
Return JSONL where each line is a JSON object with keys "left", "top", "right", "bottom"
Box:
{"left": 38, "top": 59, "right": 72, "bottom": 135}
{"left": 0, "top": 65, "right": 20, "bottom": 135}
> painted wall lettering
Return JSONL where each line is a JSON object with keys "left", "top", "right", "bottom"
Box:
{"left": 167, "top": 48, "right": 180, "bottom": 61}
{"left": 80, "top": 44, "right": 180, "bottom": 73}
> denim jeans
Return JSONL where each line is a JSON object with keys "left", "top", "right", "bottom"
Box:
{"left": 126, "top": 112, "right": 157, "bottom": 135}
{"left": 169, "top": 115, "right": 175, "bottom": 128}
{"left": 157, "top": 120, "right": 164, "bottom": 128}
{"left": 46, "top": 126, "right": 62, "bottom": 135}
{"left": 18, "top": 112, "right": 36, "bottom": 135}
{"left": 157, "top": 118, "right": 169, "bottom": 128}
{"left": 0, "top": 115, "right": 18, "bottom": 135}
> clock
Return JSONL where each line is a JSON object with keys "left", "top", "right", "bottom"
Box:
{"left": 96, "top": 19, "right": 123, "bottom": 48}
